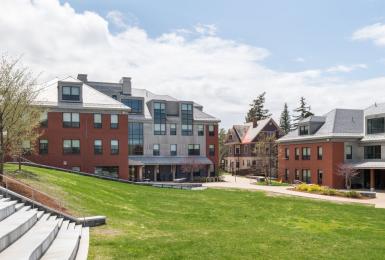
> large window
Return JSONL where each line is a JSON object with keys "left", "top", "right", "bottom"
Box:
{"left": 295, "top": 169, "right": 300, "bottom": 180}
{"left": 154, "top": 102, "right": 166, "bottom": 135}
{"left": 208, "top": 125, "right": 215, "bottom": 136}
{"left": 128, "top": 122, "right": 143, "bottom": 155}
{"left": 364, "top": 145, "right": 381, "bottom": 159}
{"left": 170, "top": 123, "right": 177, "bottom": 135}
{"left": 197, "top": 125, "right": 204, "bottom": 136}
{"left": 63, "top": 113, "right": 80, "bottom": 128}
{"left": 367, "top": 118, "right": 385, "bottom": 134}
{"left": 62, "top": 86, "right": 80, "bottom": 101}
{"left": 110, "top": 140, "right": 119, "bottom": 155}
{"left": 317, "top": 146, "right": 323, "bottom": 160}
{"left": 63, "top": 140, "right": 80, "bottom": 154}
{"left": 209, "top": 144, "right": 215, "bottom": 156}
{"left": 40, "top": 111, "right": 48, "bottom": 128}
{"left": 285, "top": 148, "right": 290, "bottom": 160}
{"left": 170, "top": 144, "right": 177, "bottom": 156}
{"left": 181, "top": 103, "right": 193, "bottom": 136}
{"left": 94, "top": 114, "right": 102, "bottom": 128}
{"left": 302, "top": 169, "right": 311, "bottom": 184}
{"left": 39, "top": 139, "right": 48, "bottom": 154}
{"left": 121, "top": 99, "right": 143, "bottom": 114}
{"left": 299, "top": 125, "right": 309, "bottom": 135}
{"left": 153, "top": 144, "right": 160, "bottom": 156}
{"left": 95, "top": 166, "right": 119, "bottom": 178}
{"left": 94, "top": 140, "right": 102, "bottom": 154}
{"left": 346, "top": 145, "right": 353, "bottom": 160}
{"left": 302, "top": 147, "right": 311, "bottom": 160}
{"left": 188, "top": 144, "right": 200, "bottom": 155}
{"left": 317, "top": 169, "right": 323, "bottom": 185}
{"left": 295, "top": 148, "right": 300, "bottom": 160}
{"left": 110, "top": 114, "right": 119, "bottom": 129}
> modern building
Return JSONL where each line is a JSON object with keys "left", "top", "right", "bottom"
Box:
{"left": 76, "top": 74, "right": 220, "bottom": 181}
{"left": 26, "top": 76, "right": 131, "bottom": 179}
{"left": 277, "top": 105, "right": 385, "bottom": 190}
{"left": 223, "top": 118, "right": 283, "bottom": 176}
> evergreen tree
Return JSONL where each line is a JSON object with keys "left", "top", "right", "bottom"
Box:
{"left": 292, "top": 97, "right": 314, "bottom": 129}
{"left": 279, "top": 103, "right": 291, "bottom": 134}
{"left": 245, "top": 92, "right": 271, "bottom": 123}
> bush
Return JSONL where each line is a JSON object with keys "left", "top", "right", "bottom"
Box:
{"left": 344, "top": 190, "right": 361, "bottom": 198}
{"left": 320, "top": 187, "right": 337, "bottom": 196}
{"left": 295, "top": 184, "right": 322, "bottom": 192}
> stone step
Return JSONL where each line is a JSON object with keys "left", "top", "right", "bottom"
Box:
{"left": 0, "top": 207, "right": 40, "bottom": 252}
{"left": 0, "top": 200, "right": 17, "bottom": 221}
{"left": 0, "top": 198, "right": 11, "bottom": 202}
{"left": 14, "top": 203, "right": 24, "bottom": 211}
{"left": 41, "top": 220, "right": 82, "bottom": 260}
{"left": 0, "top": 213, "right": 62, "bottom": 260}
{"left": 75, "top": 227, "right": 89, "bottom": 260}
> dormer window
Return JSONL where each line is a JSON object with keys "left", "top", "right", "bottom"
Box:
{"left": 299, "top": 125, "right": 309, "bottom": 135}
{"left": 62, "top": 86, "right": 80, "bottom": 101}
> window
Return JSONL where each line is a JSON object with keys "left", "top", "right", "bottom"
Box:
{"left": 170, "top": 123, "right": 177, "bottom": 135}
{"left": 111, "top": 95, "right": 117, "bottom": 100}
{"left": 208, "top": 125, "right": 215, "bottom": 136}
{"left": 40, "top": 111, "right": 48, "bottom": 128}
{"left": 181, "top": 103, "right": 193, "bottom": 136}
{"left": 367, "top": 118, "right": 385, "bottom": 134}
{"left": 197, "top": 125, "right": 204, "bottom": 136}
{"left": 295, "top": 169, "right": 300, "bottom": 180}
{"left": 302, "top": 147, "right": 311, "bottom": 160}
{"left": 154, "top": 102, "right": 166, "bottom": 135}
{"left": 95, "top": 166, "right": 119, "bottom": 178}
{"left": 247, "top": 160, "right": 251, "bottom": 167}
{"left": 235, "top": 146, "right": 240, "bottom": 155}
{"left": 110, "top": 140, "right": 119, "bottom": 155}
{"left": 63, "top": 140, "right": 80, "bottom": 154}
{"left": 94, "top": 140, "right": 102, "bottom": 155}
{"left": 63, "top": 113, "right": 80, "bottom": 128}
{"left": 285, "top": 169, "right": 289, "bottom": 181}
{"left": 346, "top": 145, "right": 353, "bottom": 160}
{"left": 121, "top": 99, "right": 143, "bottom": 114}
{"left": 317, "top": 146, "right": 323, "bottom": 160}
{"left": 62, "top": 86, "right": 80, "bottom": 101}
{"left": 302, "top": 169, "right": 311, "bottom": 184}
{"left": 244, "top": 145, "right": 249, "bottom": 154}
{"left": 153, "top": 144, "right": 160, "bottom": 156}
{"left": 110, "top": 114, "right": 119, "bottom": 129}
{"left": 94, "top": 114, "right": 102, "bottom": 128}
{"left": 285, "top": 148, "right": 290, "bottom": 160}
{"left": 39, "top": 139, "right": 48, "bottom": 154}
{"left": 317, "top": 169, "right": 323, "bottom": 185}
{"left": 129, "top": 122, "right": 143, "bottom": 155}
{"left": 188, "top": 144, "right": 200, "bottom": 156}
{"left": 170, "top": 144, "right": 177, "bottom": 156}
{"left": 299, "top": 125, "right": 309, "bottom": 135}
{"left": 209, "top": 144, "right": 215, "bottom": 156}
{"left": 295, "top": 148, "right": 300, "bottom": 160}
{"left": 364, "top": 145, "right": 381, "bottom": 159}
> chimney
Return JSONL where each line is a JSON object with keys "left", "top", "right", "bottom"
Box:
{"left": 77, "top": 74, "right": 88, "bottom": 82}
{"left": 120, "top": 77, "right": 132, "bottom": 95}
{"left": 252, "top": 118, "right": 258, "bottom": 128}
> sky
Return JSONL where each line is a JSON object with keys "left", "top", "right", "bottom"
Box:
{"left": 2, "top": 0, "right": 385, "bottom": 128}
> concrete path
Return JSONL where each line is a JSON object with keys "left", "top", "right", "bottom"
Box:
{"left": 203, "top": 175, "right": 385, "bottom": 209}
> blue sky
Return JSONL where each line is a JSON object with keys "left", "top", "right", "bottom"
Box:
{"left": 63, "top": 0, "right": 385, "bottom": 79}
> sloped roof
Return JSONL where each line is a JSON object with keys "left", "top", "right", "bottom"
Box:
{"left": 365, "top": 102, "right": 385, "bottom": 116}
{"left": 34, "top": 76, "right": 131, "bottom": 112}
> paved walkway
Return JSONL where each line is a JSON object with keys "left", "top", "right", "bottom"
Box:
{"left": 203, "top": 175, "right": 385, "bottom": 209}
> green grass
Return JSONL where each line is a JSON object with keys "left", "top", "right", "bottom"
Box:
{"left": 4, "top": 164, "right": 385, "bottom": 260}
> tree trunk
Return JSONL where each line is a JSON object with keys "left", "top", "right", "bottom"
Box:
{"left": 18, "top": 154, "right": 21, "bottom": 171}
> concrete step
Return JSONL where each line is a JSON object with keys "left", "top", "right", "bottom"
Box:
{"left": 0, "top": 200, "right": 17, "bottom": 221}
{"left": 75, "top": 227, "right": 89, "bottom": 260}
{"left": 0, "top": 207, "right": 39, "bottom": 252}
{"left": 0, "top": 213, "right": 62, "bottom": 260}
{"left": 0, "top": 198, "right": 11, "bottom": 202}
{"left": 41, "top": 220, "right": 82, "bottom": 260}
{"left": 14, "top": 203, "right": 24, "bottom": 211}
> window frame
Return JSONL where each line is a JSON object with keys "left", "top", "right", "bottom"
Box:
{"left": 94, "top": 113, "right": 102, "bottom": 128}
{"left": 110, "top": 114, "right": 119, "bottom": 129}
{"left": 63, "top": 139, "right": 80, "bottom": 154}
{"left": 62, "top": 112, "right": 80, "bottom": 128}
{"left": 110, "top": 139, "right": 119, "bottom": 155}
{"left": 153, "top": 144, "right": 160, "bottom": 156}
{"left": 346, "top": 145, "right": 353, "bottom": 160}
{"left": 39, "top": 139, "right": 48, "bottom": 155}
{"left": 209, "top": 144, "right": 215, "bottom": 156}
{"left": 208, "top": 125, "right": 215, "bottom": 136}
{"left": 317, "top": 146, "right": 323, "bottom": 160}
{"left": 94, "top": 139, "right": 103, "bottom": 155}
{"left": 302, "top": 147, "right": 311, "bottom": 160}
{"left": 170, "top": 144, "right": 177, "bottom": 156}
{"left": 62, "top": 86, "right": 80, "bottom": 101}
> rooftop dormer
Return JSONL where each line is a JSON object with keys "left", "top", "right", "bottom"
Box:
{"left": 57, "top": 80, "right": 83, "bottom": 103}
{"left": 298, "top": 116, "right": 326, "bottom": 135}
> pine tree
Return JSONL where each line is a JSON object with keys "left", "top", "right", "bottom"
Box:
{"left": 245, "top": 92, "right": 271, "bottom": 123}
{"left": 279, "top": 103, "right": 291, "bottom": 134}
{"left": 292, "top": 97, "right": 314, "bottom": 129}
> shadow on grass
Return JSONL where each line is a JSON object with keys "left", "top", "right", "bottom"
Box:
{"left": 5, "top": 169, "right": 41, "bottom": 181}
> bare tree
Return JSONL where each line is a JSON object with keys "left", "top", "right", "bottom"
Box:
{"left": 336, "top": 163, "right": 359, "bottom": 190}
{"left": 254, "top": 132, "right": 278, "bottom": 185}
{"left": 181, "top": 158, "right": 206, "bottom": 181}
{"left": 0, "top": 56, "right": 42, "bottom": 180}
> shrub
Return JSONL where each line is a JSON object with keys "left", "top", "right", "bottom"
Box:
{"left": 296, "top": 183, "right": 309, "bottom": 191}
{"left": 320, "top": 187, "right": 337, "bottom": 196}
{"left": 344, "top": 191, "right": 361, "bottom": 198}
{"left": 307, "top": 184, "right": 322, "bottom": 192}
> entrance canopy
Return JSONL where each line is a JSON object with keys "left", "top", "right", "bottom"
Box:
{"left": 351, "top": 161, "right": 385, "bottom": 170}
{"left": 128, "top": 156, "right": 213, "bottom": 166}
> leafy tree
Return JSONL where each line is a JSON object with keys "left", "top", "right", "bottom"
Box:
{"left": 279, "top": 103, "right": 291, "bottom": 134}
{"left": 245, "top": 92, "right": 271, "bottom": 123}
{"left": 181, "top": 158, "right": 206, "bottom": 181}
{"left": 336, "top": 164, "right": 359, "bottom": 190}
{"left": 218, "top": 128, "right": 228, "bottom": 169}
{"left": 0, "top": 56, "right": 42, "bottom": 180}
{"left": 292, "top": 97, "right": 314, "bottom": 129}
{"left": 254, "top": 133, "right": 278, "bottom": 185}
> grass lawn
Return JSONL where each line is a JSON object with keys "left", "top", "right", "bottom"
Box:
{"left": 4, "top": 164, "right": 385, "bottom": 260}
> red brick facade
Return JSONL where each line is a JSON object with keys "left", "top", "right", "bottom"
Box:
{"left": 206, "top": 124, "right": 219, "bottom": 175}
{"left": 26, "top": 112, "right": 129, "bottom": 179}
{"left": 278, "top": 141, "right": 345, "bottom": 188}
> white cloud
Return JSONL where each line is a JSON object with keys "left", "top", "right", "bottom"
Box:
{"left": 106, "top": 10, "right": 127, "bottom": 29}
{"left": 294, "top": 57, "right": 305, "bottom": 63}
{"left": 0, "top": 0, "right": 383, "bottom": 129}
{"left": 325, "top": 64, "right": 367, "bottom": 73}
{"left": 352, "top": 23, "right": 385, "bottom": 46}
{"left": 194, "top": 23, "right": 217, "bottom": 36}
